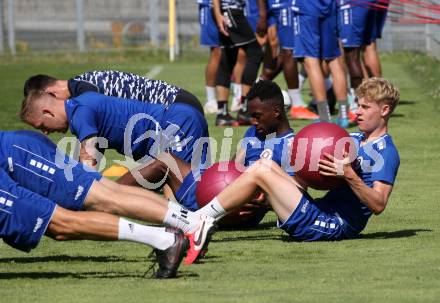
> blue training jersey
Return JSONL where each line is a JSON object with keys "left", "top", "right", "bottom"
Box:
{"left": 197, "top": 0, "right": 211, "bottom": 6}
{"left": 221, "top": 0, "right": 246, "bottom": 10}
{"left": 268, "top": 0, "right": 290, "bottom": 11}
{"left": 0, "top": 130, "right": 102, "bottom": 210}
{"left": 292, "top": 0, "right": 335, "bottom": 17}
{"left": 320, "top": 132, "right": 400, "bottom": 231}
{"left": 68, "top": 70, "right": 181, "bottom": 108}
{"left": 241, "top": 126, "right": 295, "bottom": 176}
{"left": 65, "top": 92, "right": 167, "bottom": 161}
{"left": 245, "top": 0, "right": 259, "bottom": 17}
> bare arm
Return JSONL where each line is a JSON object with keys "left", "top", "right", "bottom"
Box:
{"left": 80, "top": 137, "right": 100, "bottom": 170}
{"left": 344, "top": 169, "right": 393, "bottom": 215}
{"left": 212, "top": 0, "right": 229, "bottom": 36}
{"left": 319, "top": 153, "right": 394, "bottom": 215}
{"left": 232, "top": 148, "right": 246, "bottom": 163}
{"left": 256, "top": 0, "right": 267, "bottom": 37}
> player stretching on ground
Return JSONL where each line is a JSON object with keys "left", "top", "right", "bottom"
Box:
{"left": 0, "top": 130, "right": 215, "bottom": 276}
{"left": 197, "top": 77, "right": 400, "bottom": 241}
{"left": 20, "top": 89, "right": 209, "bottom": 169}
{"left": 24, "top": 70, "right": 204, "bottom": 114}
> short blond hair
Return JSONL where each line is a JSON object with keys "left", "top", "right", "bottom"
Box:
{"left": 356, "top": 77, "right": 400, "bottom": 115}
{"left": 19, "top": 90, "right": 49, "bottom": 122}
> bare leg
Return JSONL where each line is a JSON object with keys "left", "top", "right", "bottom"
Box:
{"left": 206, "top": 47, "right": 222, "bottom": 87}
{"left": 343, "top": 47, "right": 363, "bottom": 90}
{"left": 261, "top": 25, "right": 282, "bottom": 80}
{"left": 116, "top": 153, "right": 190, "bottom": 193}
{"left": 304, "top": 57, "right": 326, "bottom": 101}
{"left": 216, "top": 159, "right": 304, "bottom": 222}
{"left": 84, "top": 181, "right": 169, "bottom": 224}
{"left": 363, "top": 42, "right": 381, "bottom": 77}
{"left": 233, "top": 48, "right": 246, "bottom": 85}
{"left": 327, "top": 56, "right": 348, "bottom": 100}
{"left": 216, "top": 86, "right": 230, "bottom": 102}
{"left": 282, "top": 49, "right": 299, "bottom": 89}
{"left": 46, "top": 206, "right": 118, "bottom": 241}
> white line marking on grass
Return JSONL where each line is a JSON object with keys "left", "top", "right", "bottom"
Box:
{"left": 144, "top": 65, "right": 163, "bottom": 78}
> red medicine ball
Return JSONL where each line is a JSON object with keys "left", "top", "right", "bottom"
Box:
{"left": 196, "top": 161, "right": 267, "bottom": 228}
{"left": 291, "top": 122, "right": 354, "bottom": 190}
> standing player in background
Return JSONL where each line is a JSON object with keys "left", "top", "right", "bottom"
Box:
{"left": 197, "top": 77, "right": 400, "bottom": 242}
{"left": 228, "top": 0, "right": 265, "bottom": 113}
{"left": 213, "top": 0, "right": 266, "bottom": 126}
{"left": 362, "top": 0, "right": 389, "bottom": 78}
{"left": 260, "top": 0, "right": 318, "bottom": 120}
{"left": 117, "top": 80, "right": 294, "bottom": 213}
{"left": 292, "top": 0, "right": 351, "bottom": 128}
{"left": 24, "top": 70, "right": 204, "bottom": 114}
{"left": 198, "top": 0, "right": 223, "bottom": 114}
{"left": 338, "top": 0, "right": 376, "bottom": 110}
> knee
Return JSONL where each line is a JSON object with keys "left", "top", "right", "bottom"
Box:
{"left": 247, "top": 159, "right": 277, "bottom": 179}
{"left": 46, "top": 212, "right": 83, "bottom": 241}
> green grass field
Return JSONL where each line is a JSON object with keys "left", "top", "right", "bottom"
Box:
{"left": 0, "top": 51, "right": 439, "bottom": 303}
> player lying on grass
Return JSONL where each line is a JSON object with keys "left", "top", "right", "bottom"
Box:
{"left": 23, "top": 70, "right": 204, "bottom": 114}
{"left": 196, "top": 77, "right": 400, "bottom": 241}
{"left": 20, "top": 88, "right": 209, "bottom": 170}
{"left": 0, "top": 130, "right": 215, "bottom": 276}
{"left": 116, "top": 80, "right": 294, "bottom": 213}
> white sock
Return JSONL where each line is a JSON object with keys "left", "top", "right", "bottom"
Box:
{"left": 231, "top": 82, "right": 241, "bottom": 100}
{"left": 196, "top": 197, "right": 226, "bottom": 220}
{"left": 298, "top": 74, "right": 306, "bottom": 90}
{"left": 118, "top": 218, "right": 175, "bottom": 250}
{"left": 325, "top": 77, "right": 333, "bottom": 91}
{"left": 348, "top": 88, "right": 358, "bottom": 111}
{"left": 163, "top": 208, "right": 199, "bottom": 234}
{"left": 205, "top": 86, "right": 216, "bottom": 103}
{"left": 288, "top": 89, "right": 306, "bottom": 107}
{"left": 167, "top": 200, "right": 200, "bottom": 221}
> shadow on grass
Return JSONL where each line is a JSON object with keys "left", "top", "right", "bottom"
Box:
{"left": 0, "top": 271, "right": 146, "bottom": 280}
{"left": 0, "top": 269, "right": 197, "bottom": 280}
{"left": 398, "top": 100, "right": 417, "bottom": 105}
{"left": 217, "top": 221, "right": 276, "bottom": 232}
{"left": 0, "top": 255, "right": 143, "bottom": 264}
{"left": 212, "top": 234, "right": 282, "bottom": 243}
{"left": 279, "top": 228, "right": 432, "bottom": 242}
{"left": 358, "top": 228, "right": 432, "bottom": 239}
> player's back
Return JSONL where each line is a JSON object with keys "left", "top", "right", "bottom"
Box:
{"left": 66, "top": 92, "right": 168, "bottom": 161}
{"left": 70, "top": 70, "right": 180, "bottom": 107}
{"left": 0, "top": 130, "right": 101, "bottom": 210}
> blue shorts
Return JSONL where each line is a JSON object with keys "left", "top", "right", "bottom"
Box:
{"left": 246, "top": 14, "right": 259, "bottom": 33}
{"left": 372, "top": 4, "right": 388, "bottom": 40}
{"left": 199, "top": 5, "right": 220, "bottom": 47}
{"left": 338, "top": 2, "right": 376, "bottom": 47}
{"left": 269, "top": 8, "right": 294, "bottom": 49}
{"left": 278, "top": 195, "right": 359, "bottom": 241}
{"left": 161, "top": 103, "right": 210, "bottom": 165}
{"left": 0, "top": 170, "right": 55, "bottom": 252}
{"left": 175, "top": 168, "right": 205, "bottom": 211}
{"left": 0, "top": 130, "right": 102, "bottom": 211}
{"left": 293, "top": 12, "right": 340, "bottom": 59}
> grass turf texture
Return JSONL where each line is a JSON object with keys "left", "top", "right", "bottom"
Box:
{"left": 0, "top": 51, "right": 439, "bottom": 303}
